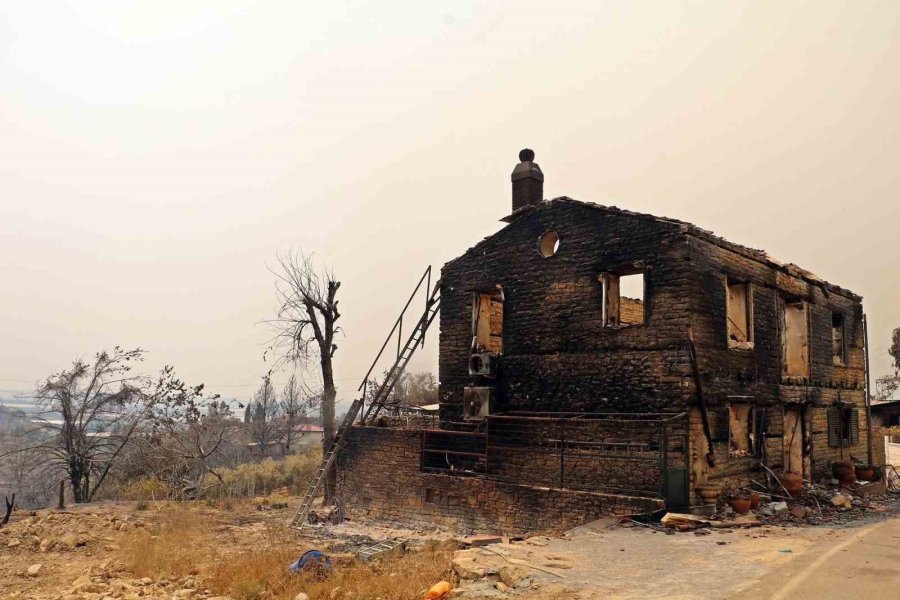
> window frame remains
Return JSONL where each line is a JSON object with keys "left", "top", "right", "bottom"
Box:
{"left": 471, "top": 287, "right": 504, "bottom": 354}
{"left": 598, "top": 271, "right": 646, "bottom": 328}
{"left": 726, "top": 277, "right": 754, "bottom": 350}
{"left": 832, "top": 312, "right": 847, "bottom": 366}
{"left": 782, "top": 298, "right": 810, "bottom": 379}
{"left": 827, "top": 406, "right": 859, "bottom": 447}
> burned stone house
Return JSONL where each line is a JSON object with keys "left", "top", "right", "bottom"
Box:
{"left": 334, "top": 150, "right": 879, "bottom": 535}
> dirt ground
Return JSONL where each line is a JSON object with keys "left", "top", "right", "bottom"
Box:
{"left": 1, "top": 498, "right": 898, "bottom": 600}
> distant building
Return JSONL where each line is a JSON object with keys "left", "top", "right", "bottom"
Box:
{"left": 871, "top": 400, "right": 900, "bottom": 466}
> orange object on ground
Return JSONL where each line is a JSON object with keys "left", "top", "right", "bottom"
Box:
{"left": 424, "top": 580, "right": 452, "bottom": 600}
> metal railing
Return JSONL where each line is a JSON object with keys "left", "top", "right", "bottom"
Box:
{"left": 358, "top": 266, "right": 440, "bottom": 423}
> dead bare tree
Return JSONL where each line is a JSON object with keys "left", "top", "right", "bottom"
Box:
{"left": 281, "top": 372, "right": 320, "bottom": 455}
{"left": 1, "top": 348, "right": 210, "bottom": 504}
{"left": 133, "top": 383, "right": 240, "bottom": 500}
{"left": 268, "top": 250, "right": 341, "bottom": 503}
{"left": 6, "top": 348, "right": 150, "bottom": 503}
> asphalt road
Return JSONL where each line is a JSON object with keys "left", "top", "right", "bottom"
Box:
{"left": 732, "top": 516, "right": 900, "bottom": 599}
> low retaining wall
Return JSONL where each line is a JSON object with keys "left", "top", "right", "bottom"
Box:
{"left": 336, "top": 426, "right": 664, "bottom": 535}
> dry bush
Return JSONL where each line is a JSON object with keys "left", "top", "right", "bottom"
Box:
{"left": 213, "top": 450, "right": 322, "bottom": 498}
{"left": 119, "top": 477, "right": 169, "bottom": 501}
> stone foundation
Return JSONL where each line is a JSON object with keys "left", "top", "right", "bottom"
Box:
{"left": 337, "top": 426, "right": 664, "bottom": 535}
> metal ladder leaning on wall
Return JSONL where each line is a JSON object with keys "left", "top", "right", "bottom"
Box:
{"left": 289, "top": 267, "right": 441, "bottom": 529}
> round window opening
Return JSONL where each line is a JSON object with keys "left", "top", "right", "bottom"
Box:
{"left": 538, "top": 231, "right": 560, "bottom": 258}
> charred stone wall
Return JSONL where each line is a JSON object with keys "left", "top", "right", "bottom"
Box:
{"left": 686, "top": 235, "right": 869, "bottom": 481}
{"left": 337, "top": 426, "right": 663, "bottom": 535}
{"left": 437, "top": 197, "right": 869, "bottom": 503}
{"left": 439, "top": 200, "right": 697, "bottom": 421}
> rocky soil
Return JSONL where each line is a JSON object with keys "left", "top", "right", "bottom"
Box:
{"left": 0, "top": 503, "right": 281, "bottom": 600}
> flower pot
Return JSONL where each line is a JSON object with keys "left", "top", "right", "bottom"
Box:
{"left": 855, "top": 465, "right": 875, "bottom": 482}
{"left": 779, "top": 472, "right": 803, "bottom": 495}
{"left": 696, "top": 485, "right": 721, "bottom": 503}
{"left": 728, "top": 497, "right": 751, "bottom": 514}
{"left": 832, "top": 461, "right": 856, "bottom": 485}
{"left": 749, "top": 492, "right": 760, "bottom": 510}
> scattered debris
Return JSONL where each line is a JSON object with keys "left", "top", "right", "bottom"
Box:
{"left": 831, "top": 494, "right": 852, "bottom": 509}
{"left": 289, "top": 550, "right": 333, "bottom": 578}
{"left": 424, "top": 580, "right": 452, "bottom": 599}
{"left": 357, "top": 539, "right": 407, "bottom": 563}
{"left": 461, "top": 534, "right": 503, "bottom": 547}
{"left": 789, "top": 506, "right": 808, "bottom": 519}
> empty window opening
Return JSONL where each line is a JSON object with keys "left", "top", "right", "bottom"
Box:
{"left": 783, "top": 300, "right": 810, "bottom": 378}
{"left": 727, "top": 279, "right": 753, "bottom": 348}
{"left": 472, "top": 288, "right": 503, "bottom": 354}
{"left": 538, "top": 231, "right": 560, "bottom": 258}
{"left": 828, "top": 406, "right": 859, "bottom": 447}
{"left": 599, "top": 272, "right": 645, "bottom": 327}
{"left": 728, "top": 403, "right": 753, "bottom": 457}
{"left": 832, "top": 312, "right": 846, "bottom": 365}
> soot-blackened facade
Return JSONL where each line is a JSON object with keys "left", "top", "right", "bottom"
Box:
{"left": 337, "top": 150, "right": 876, "bottom": 532}
{"left": 438, "top": 150, "right": 873, "bottom": 499}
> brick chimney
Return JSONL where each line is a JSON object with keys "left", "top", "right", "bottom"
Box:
{"left": 510, "top": 148, "right": 544, "bottom": 212}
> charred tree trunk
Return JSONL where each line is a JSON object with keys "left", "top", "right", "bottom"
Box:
{"left": 1, "top": 494, "right": 14, "bottom": 526}
{"left": 321, "top": 358, "right": 337, "bottom": 504}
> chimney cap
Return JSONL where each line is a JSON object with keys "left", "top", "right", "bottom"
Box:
{"left": 518, "top": 148, "right": 535, "bottom": 162}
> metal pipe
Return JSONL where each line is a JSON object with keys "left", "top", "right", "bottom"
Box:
{"left": 863, "top": 313, "right": 874, "bottom": 465}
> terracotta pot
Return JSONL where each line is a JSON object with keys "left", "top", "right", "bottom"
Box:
{"left": 728, "top": 497, "right": 751, "bottom": 514}
{"left": 855, "top": 466, "right": 875, "bottom": 482}
{"left": 696, "top": 485, "right": 721, "bottom": 503}
{"left": 779, "top": 472, "right": 803, "bottom": 495}
{"left": 832, "top": 462, "right": 856, "bottom": 485}
{"left": 749, "top": 492, "right": 760, "bottom": 509}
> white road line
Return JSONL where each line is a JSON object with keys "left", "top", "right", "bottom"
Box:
{"left": 770, "top": 522, "right": 886, "bottom": 600}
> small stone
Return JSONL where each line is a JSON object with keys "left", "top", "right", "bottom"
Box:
{"left": 771, "top": 501, "right": 789, "bottom": 515}
{"left": 26, "top": 563, "right": 43, "bottom": 577}
{"left": 293, "top": 593, "right": 310, "bottom": 600}
{"left": 494, "top": 581, "right": 510, "bottom": 592}
{"left": 7, "top": 539, "right": 21, "bottom": 548}
{"left": 790, "top": 506, "right": 808, "bottom": 519}
{"left": 498, "top": 564, "right": 532, "bottom": 587}
{"left": 831, "top": 494, "right": 852, "bottom": 508}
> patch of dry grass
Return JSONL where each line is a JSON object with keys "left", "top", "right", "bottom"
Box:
{"left": 207, "top": 542, "right": 457, "bottom": 600}
{"left": 122, "top": 504, "right": 458, "bottom": 600}
{"left": 124, "top": 506, "right": 212, "bottom": 579}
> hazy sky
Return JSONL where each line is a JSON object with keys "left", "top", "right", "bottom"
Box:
{"left": 2, "top": 1, "right": 899, "bottom": 408}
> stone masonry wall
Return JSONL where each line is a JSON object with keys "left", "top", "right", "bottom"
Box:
{"left": 439, "top": 200, "right": 696, "bottom": 421}
{"left": 437, "top": 197, "right": 869, "bottom": 506}
{"left": 337, "top": 426, "right": 664, "bottom": 535}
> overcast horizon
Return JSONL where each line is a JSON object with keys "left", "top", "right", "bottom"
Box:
{"left": 2, "top": 1, "right": 899, "bottom": 408}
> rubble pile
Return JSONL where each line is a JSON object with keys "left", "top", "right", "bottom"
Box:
{"left": 449, "top": 538, "right": 569, "bottom": 598}
{"left": 60, "top": 563, "right": 218, "bottom": 600}
{"left": 661, "top": 480, "right": 897, "bottom": 532}
{"left": 0, "top": 510, "right": 147, "bottom": 555}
